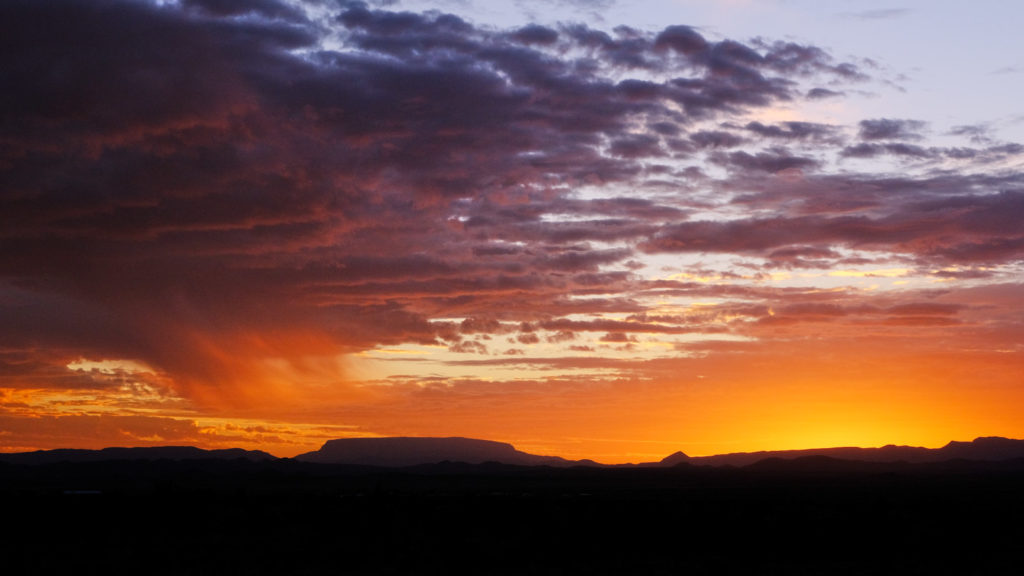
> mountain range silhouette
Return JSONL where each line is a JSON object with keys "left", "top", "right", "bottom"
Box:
{"left": 657, "top": 436, "right": 1024, "bottom": 467}
{"left": 3, "top": 436, "right": 1023, "bottom": 467}
{"left": 0, "top": 445, "right": 275, "bottom": 465}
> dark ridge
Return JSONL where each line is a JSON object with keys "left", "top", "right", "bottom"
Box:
{"left": 3, "top": 436, "right": 1022, "bottom": 469}
{"left": 662, "top": 436, "right": 1024, "bottom": 467}
{"left": 0, "top": 446, "right": 276, "bottom": 465}
{"left": 939, "top": 436, "right": 1024, "bottom": 460}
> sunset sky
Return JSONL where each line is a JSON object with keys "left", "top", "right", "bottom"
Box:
{"left": 2, "top": 0, "right": 1023, "bottom": 462}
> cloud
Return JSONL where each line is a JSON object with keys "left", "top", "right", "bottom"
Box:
{"left": 690, "top": 130, "right": 745, "bottom": 149}
{"left": 654, "top": 25, "right": 709, "bottom": 55}
{"left": 858, "top": 118, "right": 927, "bottom": 140}
{"left": 947, "top": 123, "right": 994, "bottom": 144}
{"left": 743, "top": 121, "right": 843, "bottom": 143}
{"left": 183, "top": 0, "right": 308, "bottom": 20}
{"left": 1, "top": 0, "right": 1022, "bottom": 453}
{"left": 841, "top": 142, "right": 935, "bottom": 159}
{"left": 510, "top": 23, "right": 560, "bottom": 45}
{"left": 640, "top": 183, "right": 1024, "bottom": 266}
{"left": 712, "top": 148, "right": 820, "bottom": 173}
{"left": 806, "top": 87, "right": 843, "bottom": 99}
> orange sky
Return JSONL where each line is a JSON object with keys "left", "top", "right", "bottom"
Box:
{"left": 2, "top": 0, "right": 1023, "bottom": 463}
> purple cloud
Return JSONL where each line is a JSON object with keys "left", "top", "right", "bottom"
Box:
{"left": 858, "top": 118, "right": 927, "bottom": 140}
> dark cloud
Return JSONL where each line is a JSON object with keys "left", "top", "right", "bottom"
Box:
{"left": 608, "top": 134, "right": 665, "bottom": 158}
{"left": 653, "top": 25, "right": 708, "bottom": 55}
{"left": 510, "top": 23, "right": 560, "bottom": 45}
{"left": 743, "top": 121, "right": 842, "bottom": 143}
{"left": 841, "top": 142, "right": 936, "bottom": 159}
{"left": 987, "top": 143, "right": 1024, "bottom": 156}
{"left": 806, "top": 87, "right": 843, "bottom": 99}
{"left": 459, "top": 317, "right": 509, "bottom": 335}
{"left": 713, "top": 148, "right": 820, "bottom": 173}
{"left": 182, "top": 0, "right": 308, "bottom": 20}
{"left": 858, "top": 118, "right": 927, "bottom": 140}
{"left": 840, "top": 140, "right": 1022, "bottom": 163}
{"left": 758, "top": 41, "right": 864, "bottom": 79}
{"left": 690, "top": 130, "right": 745, "bottom": 149}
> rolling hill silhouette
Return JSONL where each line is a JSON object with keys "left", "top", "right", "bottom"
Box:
{"left": 3, "top": 436, "right": 1024, "bottom": 468}
{"left": 0, "top": 446, "right": 275, "bottom": 465}
{"left": 658, "top": 436, "right": 1024, "bottom": 467}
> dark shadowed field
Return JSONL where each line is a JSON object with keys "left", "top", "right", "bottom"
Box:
{"left": 3, "top": 458, "right": 1023, "bottom": 575}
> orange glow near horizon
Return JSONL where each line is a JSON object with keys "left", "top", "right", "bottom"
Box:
{"left": 5, "top": 326, "right": 1021, "bottom": 463}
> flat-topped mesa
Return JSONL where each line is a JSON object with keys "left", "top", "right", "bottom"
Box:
{"left": 294, "top": 436, "right": 572, "bottom": 467}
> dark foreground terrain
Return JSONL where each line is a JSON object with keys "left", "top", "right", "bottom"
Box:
{"left": 3, "top": 457, "right": 1023, "bottom": 575}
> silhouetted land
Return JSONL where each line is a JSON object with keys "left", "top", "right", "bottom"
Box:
{"left": 3, "top": 453, "right": 1024, "bottom": 575}
{"left": 295, "top": 436, "right": 581, "bottom": 467}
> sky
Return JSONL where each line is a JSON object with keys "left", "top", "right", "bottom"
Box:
{"left": 2, "top": 0, "right": 1023, "bottom": 462}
